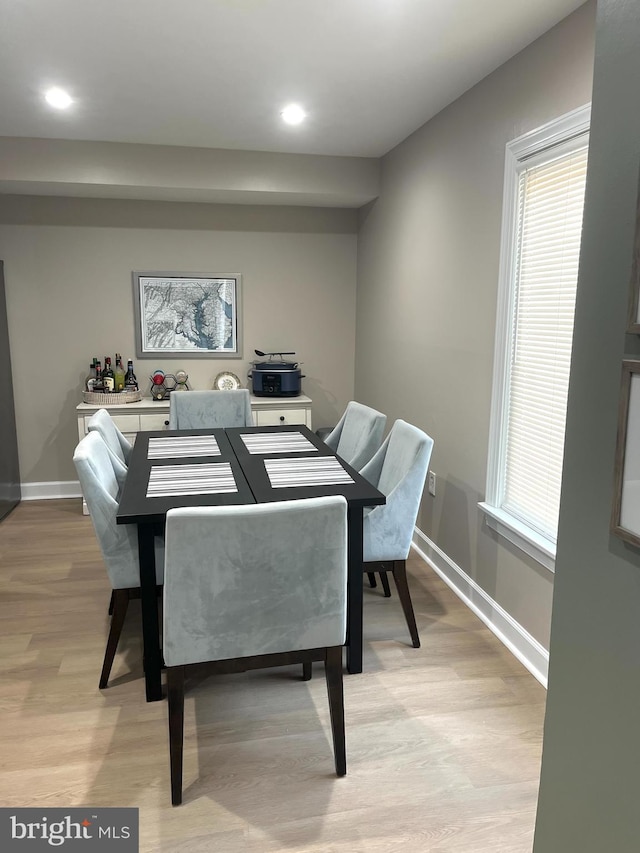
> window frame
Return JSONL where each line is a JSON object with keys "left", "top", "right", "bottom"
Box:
{"left": 479, "top": 104, "right": 591, "bottom": 573}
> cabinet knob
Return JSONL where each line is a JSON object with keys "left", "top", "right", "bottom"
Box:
{"left": 164, "top": 420, "right": 169, "bottom": 426}
{"left": 279, "top": 415, "right": 285, "bottom": 422}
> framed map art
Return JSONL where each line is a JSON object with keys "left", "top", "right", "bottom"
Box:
{"left": 132, "top": 271, "right": 243, "bottom": 359}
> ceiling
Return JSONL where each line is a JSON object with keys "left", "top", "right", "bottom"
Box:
{"left": 0, "top": 0, "right": 586, "bottom": 159}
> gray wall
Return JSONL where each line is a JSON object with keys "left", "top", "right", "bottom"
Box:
{"left": 0, "top": 198, "right": 357, "bottom": 484}
{"left": 355, "top": 1, "right": 596, "bottom": 646}
{"left": 534, "top": 0, "right": 640, "bottom": 849}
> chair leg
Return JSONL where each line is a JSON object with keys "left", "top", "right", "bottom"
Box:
{"left": 302, "top": 661, "right": 312, "bottom": 681}
{"left": 99, "top": 589, "right": 130, "bottom": 689}
{"left": 167, "top": 665, "right": 185, "bottom": 806}
{"left": 379, "top": 571, "right": 391, "bottom": 597}
{"left": 367, "top": 572, "right": 377, "bottom": 589}
{"left": 108, "top": 590, "right": 115, "bottom": 615}
{"left": 391, "top": 560, "right": 420, "bottom": 648}
{"left": 324, "top": 646, "right": 346, "bottom": 777}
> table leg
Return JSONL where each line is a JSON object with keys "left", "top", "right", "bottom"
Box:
{"left": 138, "top": 524, "right": 163, "bottom": 702}
{"left": 346, "top": 507, "right": 364, "bottom": 674}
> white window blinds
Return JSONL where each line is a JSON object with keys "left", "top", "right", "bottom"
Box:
{"left": 502, "top": 144, "right": 588, "bottom": 541}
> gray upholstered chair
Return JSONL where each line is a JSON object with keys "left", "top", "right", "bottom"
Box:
{"left": 87, "top": 408, "right": 133, "bottom": 466}
{"left": 324, "top": 401, "right": 386, "bottom": 471}
{"left": 163, "top": 496, "right": 348, "bottom": 806}
{"left": 359, "top": 419, "right": 434, "bottom": 648}
{"left": 73, "top": 431, "right": 164, "bottom": 688}
{"left": 168, "top": 389, "right": 253, "bottom": 430}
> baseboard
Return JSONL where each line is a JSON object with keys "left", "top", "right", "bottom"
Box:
{"left": 20, "top": 481, "right": 82, "bottom": 501}
{"left": 411, "top": 526, "right": 549, "bottom": 687}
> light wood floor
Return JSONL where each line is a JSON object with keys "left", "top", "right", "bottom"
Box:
{"left": 0, "top": 499, "right": 546, "bottom": 852}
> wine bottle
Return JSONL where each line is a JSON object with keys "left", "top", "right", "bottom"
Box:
{"left": 93, "top": 360, "right": 104, "bottom": 393}
{"left": 114, "top": 354, "right": 125, "bottom": 392}
{"left": 103, "top": 357, "right": 115, "bottom": 393}
{"left": 124, "top": 359, "right": 138, "bottom": 391}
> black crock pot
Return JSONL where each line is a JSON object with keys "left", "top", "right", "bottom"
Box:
{"left": 250, "top": 351, "right": 304, "bottom": 397}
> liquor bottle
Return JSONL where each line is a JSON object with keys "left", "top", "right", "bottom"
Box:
{"left": 114, "top": 354, "right": 125, "bottom": 392}
{"left": 93, "top": 360, "right": 104, "bottom": 393}
{"left": 85, "top": 358, "right": 97, "bottom": 391}
{"left": 103, "top": 357, "right": 115, "bottom": 393}
{"left": 124, "top": 359, "right": 139, "bottom": 391}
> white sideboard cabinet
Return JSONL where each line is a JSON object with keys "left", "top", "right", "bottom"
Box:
{"left": 76, "top": 393, "right": 313, "bottom": 512}
{"left": 76, "top": 393, "right": 313, "bottom": 443}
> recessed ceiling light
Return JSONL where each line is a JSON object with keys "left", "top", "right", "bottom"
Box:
{"left": 44, "top": 87, "right": 73, "bottom": 109}
{"left": 281, "top": 104, "right": 306, "bottom": 125}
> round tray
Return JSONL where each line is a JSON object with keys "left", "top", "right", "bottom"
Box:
{"left": 82, "top": 390, "right": 142, "bottom": 405}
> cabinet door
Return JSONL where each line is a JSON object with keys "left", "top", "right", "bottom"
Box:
{"left": 140, "top": 414, "right": 170, "bottom": 431}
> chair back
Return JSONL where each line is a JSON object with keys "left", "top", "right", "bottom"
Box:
{"left": 324, "top": 401, "right": 386, "bottom": 471}
{"left": 163, "top": 496, "right": 348, "bottom": 667}
{"left": 73, "top": 432, "right": 141, "bottom": 589}
{"left": 360, "top": 419, "right": 434, "bottom": 562}
{"left": 168, "top": 389, "right": 253, "bottom": 430}
{"left": 87, "top": 408, "right": 132, "bottom": 465}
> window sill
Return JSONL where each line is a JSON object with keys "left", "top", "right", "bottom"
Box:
{"left": 478, "top": 502, "right": 555, "bottom": 573}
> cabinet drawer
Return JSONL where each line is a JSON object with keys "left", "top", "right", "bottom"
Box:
{"left": 83, "top": 413, "right": 140, "bottom": 434}
{"left": 140, "top": 413, "right": 170, "bottom": 431}
{"left": 254, "top": 408, "right": 307, "bottom": 426}
{"left": 112, "top": 414, "right": 141, "bottom": 433}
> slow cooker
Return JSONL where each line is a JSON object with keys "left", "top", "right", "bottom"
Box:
{"left": 249, "top": 350, "right": 305, "bottom": 397}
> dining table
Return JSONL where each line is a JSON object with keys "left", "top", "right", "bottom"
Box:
{"left": 116, "top": 423, "right": 385, "bottom": 702}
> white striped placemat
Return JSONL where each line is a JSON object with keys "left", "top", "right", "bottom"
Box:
{"left": 241, "top": 431, "right": 317, "bottom": 454}
{"left": 146, "top": 463, "right": 237, "bottom": 497}
{"left": 147, "top": 435, "right": 221, "bottom": 459}
{"left": 264, "top": 457, "right": 354, "bottom": 488}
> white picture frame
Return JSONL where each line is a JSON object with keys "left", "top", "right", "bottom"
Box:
{"left": 132, "top": 271, "right": 242, "bottom": 359}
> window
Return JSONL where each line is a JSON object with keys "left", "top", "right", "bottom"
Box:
{"left": 480, "top": 105, "right": 590, "bottom": 571}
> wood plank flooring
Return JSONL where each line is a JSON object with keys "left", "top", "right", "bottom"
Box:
{"left": 0, "top": 499, "right": 546, "bottom": 852}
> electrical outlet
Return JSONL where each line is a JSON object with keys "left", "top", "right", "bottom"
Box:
{"left": 428, "top": 470, "right": 436, "bottom": 496}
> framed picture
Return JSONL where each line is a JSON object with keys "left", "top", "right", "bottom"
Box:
{"left": 612, "top": 360, "right": 640, "bottom": 546}
{"left": 627, "top": 172, "right": 640, "bottom": 332}
{"left": 132, "top": 271, "right": 242, "bottom": 358}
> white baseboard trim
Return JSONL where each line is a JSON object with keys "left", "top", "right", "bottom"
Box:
{"left": 412, "top": 526, "right": 549, "bottom": 688}
{"left": 20, "top": 481, "right": 81, "bottom": 501}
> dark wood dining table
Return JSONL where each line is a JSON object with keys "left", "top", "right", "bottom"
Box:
{"left": 116, "top": 423, "right": 385, "bottom": 701}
